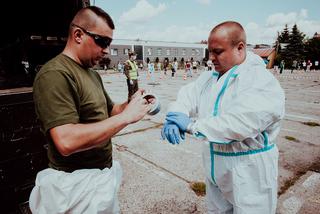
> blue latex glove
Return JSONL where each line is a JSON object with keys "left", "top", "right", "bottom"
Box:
{"left": 161, "top": 121, "right": 185, "bottom": 144}
{"left": 165, "top": 112, "right": 192, "bottom": 132}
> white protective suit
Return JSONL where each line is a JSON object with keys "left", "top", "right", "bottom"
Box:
{"left": 29, "top": 161, "right": 122, "bottom": 214}
{"left": 168, "top": 52, "right": 285, "bottom": 214}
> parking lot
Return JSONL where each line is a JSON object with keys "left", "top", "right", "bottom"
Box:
{"left": 100, "top": 68, "right": 320, "bottom": 213}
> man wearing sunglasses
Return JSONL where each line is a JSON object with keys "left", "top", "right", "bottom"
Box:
{"left": 31, "top": 6, "right": 151, "bottom": 213}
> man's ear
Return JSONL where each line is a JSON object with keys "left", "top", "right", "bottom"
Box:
{"left": 74, "top": 29, "right": 82, "bottom": 43}
{"left": 237, "top": 41, "right": 245, "bottom": 51}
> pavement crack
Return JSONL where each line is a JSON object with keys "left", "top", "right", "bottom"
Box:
{"left": 114, "top": 143, "right": 191, "bottom": 184}
{"left": 116, "top": 124, "right": 163, "bottom": 137}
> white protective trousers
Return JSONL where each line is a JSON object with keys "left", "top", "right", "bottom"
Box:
{"left": 168, "top": 52, "right": 285, "bottom": 214}
{"left": 29, "top": 161, "right": 122, "bottom": 214}
{"left": 203, "top": 142, "right": 279, "bottom": 214}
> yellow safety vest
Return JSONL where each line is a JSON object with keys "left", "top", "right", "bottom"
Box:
{"left": 126, "top": 60, "right": 138, "bottom": 80}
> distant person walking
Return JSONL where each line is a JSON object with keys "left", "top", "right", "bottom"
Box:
{"left": 307, "top": 60, "right": 312, "bottom": 72}
{"left": 192, "top": 60, "right": 198, "bottom": 74}
{"left": 279, "top": 60, "right": 285, "bottom": 74}
{"left": 291, "top": 60, "right": 297, "bottom": 73}
{"left": 124, "top": 51, "right": 139, "bottom": 101}
{"left": 163, "top": 58, "right": 169, "bottom": 75}
{"left": 117, "top": 61, "right": 123, "bottom": 73}
{"left": 147, "top": 61, "right": 155, "bottom": 83}
{"left": 315, "top": 60, "right": 319, "bottom": 71}
{"left": 186, "top": 60, "right": 192, "bottom": 77}
{"left": 302, "top": 60, "right": 307, "bottom": 72}
{"left": 172, "top": 58, "right": 178, "bottom": 78}
{"left": 157, "top": 62, "right": 165, "bottom": 79}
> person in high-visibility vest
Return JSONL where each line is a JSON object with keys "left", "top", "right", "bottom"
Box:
{"left": 124, "top": 51, "right": 139, "bottom": 101}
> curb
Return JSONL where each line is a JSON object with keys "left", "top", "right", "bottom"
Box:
{"left": 277, "top": 171, "right": 320, "bottom": 214}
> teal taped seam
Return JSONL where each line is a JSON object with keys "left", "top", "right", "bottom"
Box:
{"left": 209, "top": 142, "right": 216, "bottom": 184}
{"left": 212, "top": 71, "right": 219, "bottom": 77}
{"left": 195, "top": 131, "right": 206, "bottom": 138}
{"left": 213, "top": 66, "right": 238, "bottom": 116}
{"left": 209, "top": 139, "right": 237, "bottom": 145}
{"left": 262, "top": 131, "right": 268, "bottom": 146}
{"left": 208, "top": 131, "right": 269, "bottom": 145}
{"left": 213, "top": 144, "right": 274, "bottom": 156}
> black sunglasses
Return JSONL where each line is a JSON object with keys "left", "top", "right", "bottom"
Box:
{"left": 71, "top": 23, "right": 112, "bottom": 49}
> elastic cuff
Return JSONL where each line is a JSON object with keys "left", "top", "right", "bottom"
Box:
{"left": 186, "top": 121, "right": 196, "bottom": 135}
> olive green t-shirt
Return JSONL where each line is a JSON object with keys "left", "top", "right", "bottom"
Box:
{"left": 33, "top": 54, "right": 114, "bottom": 172}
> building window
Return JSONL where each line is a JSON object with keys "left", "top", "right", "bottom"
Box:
{"left": 147, "top": 48, "right": 152, "bottom": 55}
{"left": 124, "top": 49, "right": 130, "bottom": 55}
{"left": 166, "top": 49, "right": 170, "bottom": 55}
{"left": 174, "top": 49, "right": 178, "bottom": 55}
{"left": 192, "top": 49, "right": 196, "bottom": 55}
{"left": 111, "top": 48, "right": 118, "bottom": 56}
{"left": 157, "top": 48, "right": 162, "bottom": 55}
{"left": 196, "top": 49, "right": 200, "bottom": 55}
{"left": 182, "top": 49, "right": 186, "bottom": 56}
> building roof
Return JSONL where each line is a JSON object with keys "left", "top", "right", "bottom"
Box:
{"left": 111, "top": 39, "right": 207, "bottom": 48}
{"left": 251, "top": 48, "right": 275, "bottom": 58}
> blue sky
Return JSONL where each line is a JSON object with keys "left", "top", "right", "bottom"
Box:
{"left": 92, "top": 0, "right": 320, "bottom": 45}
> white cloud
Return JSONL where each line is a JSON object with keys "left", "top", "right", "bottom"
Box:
{"left": 246, "top": 22, "right": 259, "bottom": 30}
{"left": 119, "top": 0, "right": 166, "bottom": 24}
{"left": 245, "top": 22, "right": 263, "bottom": 44}
{"left": 245, "top": 9, "right": 320, "bottom": 45}
{"left": 265, "top": 8, "right": 312, "bottom": 29}
{"left": 299, "top": 9, "right": 308, "bottom": 19}
{"left": 245, "top": 22, "right": 281, "bottom": 45}
{"left": 296, "top": 20, "right": 320, "bottom": 39}
{"left": 115, "top": 8, "right": 319, "bottom": 46}
{"left": 266, "top": 12, "right": 299, "bottom": 27}
{"left": 196, "top": 0, "right": 211, "bottom": 5}
{"left": 114, "top": 22, "right": 214, "bottom": 43}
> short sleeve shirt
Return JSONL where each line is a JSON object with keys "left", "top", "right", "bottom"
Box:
{"left": 33, "top": 54, "right": 114, "bottom": 172}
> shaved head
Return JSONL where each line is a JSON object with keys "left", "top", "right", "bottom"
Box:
{"left": 64, "top": 6, "right": 115, "bottom": 68}
{"left": 210, "top": 21, "right": 246, "bottom": 47}
{"left": 71, "top": 6, "right": 114, "bottom": 32}
{"left": 207, "top": 21, "right": 247, "bottom": 73}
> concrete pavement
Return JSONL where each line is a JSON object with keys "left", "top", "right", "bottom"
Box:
{"left": 99, "top": 68, "right": 320, "bottom": 213}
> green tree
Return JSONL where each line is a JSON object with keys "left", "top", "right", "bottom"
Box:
{"left": 273, "top": 37, "right": 281, "bottom": 65}
{"left": 275, "top": 25, "right": 290, "bottom": 65}
{"left": 278, "top": 24, "right": 290, "bottom": 43}
{"left": 304, "top": 36, "right": 320, "bottom": 63}
{"left": 285, "top": 24, "right": 305, "bottom": 67}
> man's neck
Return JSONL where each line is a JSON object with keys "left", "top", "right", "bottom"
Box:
{"left": 62, "top": 48, "right": 80, "bottom": 64}
{"left": 62, "top": 49, "right": 88, "bottom": 69}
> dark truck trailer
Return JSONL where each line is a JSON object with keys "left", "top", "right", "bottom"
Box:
{"left": 0, "top": 1, "right": 89, "bottom": 213}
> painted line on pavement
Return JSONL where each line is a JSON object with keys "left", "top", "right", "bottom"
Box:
{"left": 285, "top": 113, "right": 320, "bottom": 122}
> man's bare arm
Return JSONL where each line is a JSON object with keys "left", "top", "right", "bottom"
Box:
{"left": 111, "top": 102, "right": 127, "bottom": 116}
{"left": 50, "top": 93, "right": 150, "bottom": 156}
